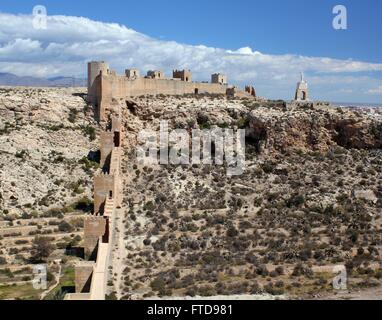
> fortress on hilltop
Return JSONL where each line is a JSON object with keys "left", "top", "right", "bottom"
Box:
{"left": 65, "top": 61, "right": 257, "bottom": 300}
{"left": 87, "top": 61, "right": 257, "bottom": 121}
{"left": 65, "top": 61, "right": 310, "bottom": 300}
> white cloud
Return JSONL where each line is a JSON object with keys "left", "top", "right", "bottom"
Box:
{"left": 0, "top": 12, "right": 382, "bottom": 102}
{"left": 367, "top": 86, "right": 382, "bottom": 95}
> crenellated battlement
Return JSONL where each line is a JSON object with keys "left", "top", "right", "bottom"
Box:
{"left": 70, "top": 86, "right": 124, "bottom": 300}
{"left": 88, "top": 61, "right": 256, "bottom": 121}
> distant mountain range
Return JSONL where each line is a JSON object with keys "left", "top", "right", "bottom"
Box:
{"left": 0, "top": 73, "right": 86, "bottom": 87}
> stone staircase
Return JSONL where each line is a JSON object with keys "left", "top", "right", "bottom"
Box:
{"left": 104, "top": 198, "right": 114, "bottom": 217}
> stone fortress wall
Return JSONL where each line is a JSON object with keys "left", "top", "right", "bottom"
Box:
{"left": 66, "top": 60, "right": 257, "bottom": 300}
{"left": 65, "top": 60, "right": 310, "bottom": 300}
{"left": 65, "top": 60, "right": 262, "bottom": 300}
{"left": 65, "top": 93, "right": 123, "bottom": 300}
{"left": 87, "top": 61, "right": 257, "bottom": 121}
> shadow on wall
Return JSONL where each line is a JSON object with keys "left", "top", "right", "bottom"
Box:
{"left": 88, "top": 150, "right": 101, "bottom": 163}
{"left": 72, "top": 92, "right": 87, "bottom": 100}
{"left": 50, "top": 286, "right": 76, "bottom": 300}
{"left": 65, "top": 246, "right": 85, "bottom": 259}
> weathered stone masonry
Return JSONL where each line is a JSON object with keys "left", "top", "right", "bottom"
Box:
{"left": 66, "top": 60, "right": 258, "bottom": 300}
{"left": 65, "top": 85, "right": 123, "bottom": 300}
{"left": 87, "top": 61, "right": 257, "bottom": 122}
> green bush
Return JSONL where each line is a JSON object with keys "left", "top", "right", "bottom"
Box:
{"left": 74, "top": 197, "right": 93, "bottom": 212}
{"left": 80, "top": 125, "right": 96, "bottom": 141}
{"left": 286, "top": 194, "right": 305, "bottom": 208}
{"left": 150, "top": 277, "right": 166, "bottom": 293}
{"left": 58, "top": 221, "right": 74, "bottom": 233}
{"left": 15, "top": 150, "right": 29, "bottom": 160}
{"left": 236, "top": 117, "right": 249, "bottom": 129}
{"left": 68, "top": 108, "right": 78, "bottom": 123}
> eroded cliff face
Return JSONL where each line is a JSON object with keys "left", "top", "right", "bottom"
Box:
{"left": 1, "top": 90, "right": 381, "bottom": 218}
{"left": 331, "top": 118, "right": 382, "bottom": 150}
{"left": 127, "top": 96, "right": 382, "bottom": 155}
{"left": 246, "top": 103, "right": 382, "bottom": 154}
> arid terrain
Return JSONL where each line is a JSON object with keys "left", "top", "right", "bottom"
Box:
{"left": 0, "top": 87, "right": 98, "bottom": 299}
{"left": 0, "top": 87, "right": 381, "bottom": 300}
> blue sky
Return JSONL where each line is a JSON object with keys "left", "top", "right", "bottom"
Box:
{"left": 2, "top": 0, "right": 381, "bottom": 62}
{"left": 0, "top": 0, "right": 382, "bottom": 102}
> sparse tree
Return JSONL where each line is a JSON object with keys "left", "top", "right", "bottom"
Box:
{"left": 31, "top": 236, "right": 55, "bottom": 263}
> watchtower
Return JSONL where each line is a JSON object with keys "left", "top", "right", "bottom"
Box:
{"left": 211, "top": 73, "right": 227, "bottom": 85}
{"left": 295, "top": 73, "right": 309, "bottom": 101}
{"left": 87, "top": 61, "right": 109, "bottom": 104}
{"left": 173, "top": 69, "right": 192, "bottom": 82}
{"left": 147, "top": 70, "right": 164, "bottom": 79}
{"left": 125, "top": 68, "right": 140, "bottom": 79}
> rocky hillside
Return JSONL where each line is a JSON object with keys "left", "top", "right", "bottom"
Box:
{"left": 0, "top": 88, "right": 381, "bottom": 300}
{"left": 0, "top": 87, "right": 99, "bottom": 218}
{"left": 111, "top": 95, "right": 382, "bottom": 299}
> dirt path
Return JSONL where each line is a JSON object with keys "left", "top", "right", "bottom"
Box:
{"left": 319, "top": 286, "right": 382, "bottom": 300}
{"left": 40, "top": 264, "right": 62, "bottom": 300}
{"left": 108, "top": 205, "right": 127, "bottom": 300}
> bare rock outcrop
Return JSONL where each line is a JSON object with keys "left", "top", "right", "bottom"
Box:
{"left": 0, "top": 87, "right": 99, "bottom": 216}
{"left": 245, "top": 103, "right": 382, "bottom": 154}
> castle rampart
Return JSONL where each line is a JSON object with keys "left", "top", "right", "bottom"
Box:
{"left": 84, "top": 216, "right": 107, "bottom": 259}
{"left": 67, "top": 98, "right": 124, "bottom": 300}
{"left": 88, "top": 62, "right": 257, "bottom": 121}
{"left": 100, "top": 132, "right": 114, "bottom": 169}
{"left": 68, "top": 60, "right": 257, "bottom": 300}
{"left": 75, "top": 261, "right": 94, "bottom": 292}
{"left": 88, "top": 61, "right": 109, "bottom": 105}
{"left": 211, "top": 73, "right": 227, "bottom": 85}
{"left": 94, "top": 173, "right": 115, "bottom": 215}
{"left": 99, "top": 75, "right": 229, "bottom": 100}
{"left": 173, "top": 69, "right": 192, "bottom": 82}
